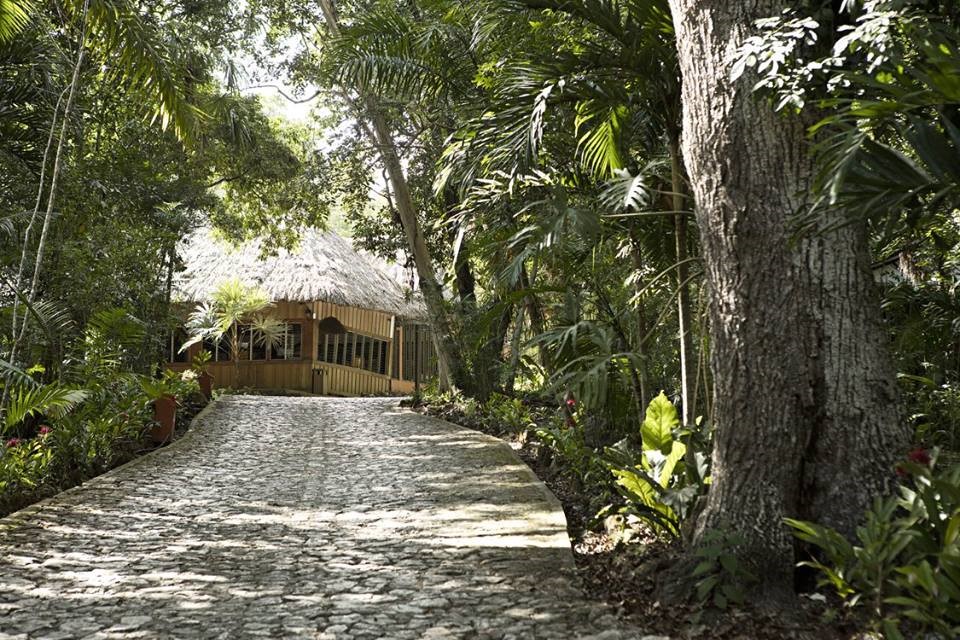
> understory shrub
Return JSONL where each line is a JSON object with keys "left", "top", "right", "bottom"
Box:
{"left": 786, "top": 451, "right": 960, "bottom": 639}
{"left": 603, "top": 392, "right": 709, "bottom": 539}
{"left": 483, "top": 393, "right": 536, "bottom": 436}
{"left": 692, "top": 530, "right": 757, "bottom": 611}
{"left": 1, "top": 309, "right": 205, "bottom": 515}
{"left": 901, "top": 374, "right": 960, "bottom": 451}
{"left": 536, "top": 413, "right": 610, "bottom": 491}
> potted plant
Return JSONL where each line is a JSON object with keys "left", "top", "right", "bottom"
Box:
{"left": 140, "top": 375, "right": 178, "bottom": 444}
{"left": 192, "top": 350, "right": 214, "bottom": 399}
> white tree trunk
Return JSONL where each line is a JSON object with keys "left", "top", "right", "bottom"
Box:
{"left": 318, "top": 0, "right": 465, "bottom": 390}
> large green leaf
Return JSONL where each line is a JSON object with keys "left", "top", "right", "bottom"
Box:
{"left": 612, "top": 465, "right": 678, "bottom": 535}
{"left": 641, "top": 391, "right": 678, "bottom": 454}
{"left": 0, "top": 0, "right": 34, "bottom": 43}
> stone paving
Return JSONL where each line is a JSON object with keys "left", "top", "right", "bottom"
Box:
{"left": 0, "top": 396, "right": 650, "bottom": 639}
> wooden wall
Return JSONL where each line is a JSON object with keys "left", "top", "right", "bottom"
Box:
{"left": 167, "top": 299, "right": 408, "bottom": 397}
{"left": 313, "top": 301, "right": 392, "bottom": 339}
{"left": 205, "top": 361, "right": 313, "bottom": 391}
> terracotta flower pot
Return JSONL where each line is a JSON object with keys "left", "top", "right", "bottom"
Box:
{"left": 199, "top": 371, "right": 213, "bottom": 399}
{"left": 150, "top": 395, "right": 177, "bottom": 444}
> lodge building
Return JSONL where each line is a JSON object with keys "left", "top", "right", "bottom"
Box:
{"left": 166, "top": 228, "right": 437, "bottom": 396}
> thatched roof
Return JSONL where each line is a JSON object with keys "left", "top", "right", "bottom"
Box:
{"left": 173, "top": 228, "right": 426, "bottom": 320}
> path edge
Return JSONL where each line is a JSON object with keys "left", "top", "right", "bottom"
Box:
{"left": 0, "top": 397, "right": 222, "bottom": 528}
{"left": 391, "top": 403, "right": 573, "bottom": 548}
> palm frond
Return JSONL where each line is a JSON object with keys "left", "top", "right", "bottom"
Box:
{"left": 86, "top": 308, "right": 146, "bottom": 352}
{"left": 0, "top": 0, "right": 35, "bottom": 43}
{"left": 322, "top": 4, "right": 467, "bottom": 103}
{"left": 65, "top": 0, "right": 200, "bottom": 140}
{"left": 1, "top": 273, "right": 75, "bottom": 347}
{"left": 576, "top": 101, "right": 629, "bottom": 177}
{"left": 0, "top": 358, "right": 35, "bottom": 388}
{"left": 3, "top": 384, "right": 88, "bottom": 432}
{"left": 600, "top": 167, "right": 651, "bottom": 212}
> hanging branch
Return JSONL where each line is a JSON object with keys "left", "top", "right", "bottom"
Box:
{"left": 8, "top": 0, "right": 90, "bottom": 369}
{"left": 9, "top": 87, "right": 68, "bottom": 341}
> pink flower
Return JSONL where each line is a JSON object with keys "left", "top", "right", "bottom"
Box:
{"left": 38, "top": 426, "right": 52, "bottom": 436}
{"left": 5, "top": 438, "right": 22, "bottom": 449}
{"left": 907, "top": 448, "right": 931, "bottom": 466}
{"left": 566, "top": 398, "right": 576, "bottom": 408}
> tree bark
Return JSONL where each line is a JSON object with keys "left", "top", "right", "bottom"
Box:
{"left": 667, "top": 0, "right": 907, "bottom": 598}
{"left": 669, "top": 136, "right": 695, "bottom": 427}
{"left": 802, "top": 221, "right": 905, "bottom": 537}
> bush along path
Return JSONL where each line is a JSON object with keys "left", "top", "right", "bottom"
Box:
{"left": 0, "top": 396, "right": 656, "bottom": 640}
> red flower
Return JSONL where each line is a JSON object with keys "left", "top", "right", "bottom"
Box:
{"left": 566, "top": 398, "right": 576, "bottom": 408}
{"left": 38, "top": 426, "right": 52, "bottom": 436}
{"left": 5, "top": 438, "right": 22, "bottom": 449}
{"left": 907, "top": 448, "right": 931, "bottom": 465}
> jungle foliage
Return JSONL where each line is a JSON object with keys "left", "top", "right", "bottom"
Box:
{"left": 2, "top": 0, "right": 960, "bottom": 634}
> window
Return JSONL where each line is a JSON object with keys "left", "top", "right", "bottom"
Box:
{"left": 322, "top": 333, "right": 336, "bottom": 362}
{"left": 203, "top": 336, "right": 230, "bottom": 362}
{"left": 169, "top": 328, "right": 189, "bottom": 363}
{"left": 318, "top": 330, "right": 388, "bottom": 374}
{"left": 344, "top": 333, "right": 355, "bottom": 366}
{"left": 236, "top": 326, "right": 265, "bottom": 361}
{"left": 272, "top": 323, "right": 302, "bottom": 360}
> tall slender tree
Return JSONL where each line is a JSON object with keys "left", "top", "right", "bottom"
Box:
{"left": 316, "top": 0, "right": 467, "bottom": 391}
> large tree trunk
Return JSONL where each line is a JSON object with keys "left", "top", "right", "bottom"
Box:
{"left": 667, "top": 0, "right": 907, "bottom": 598}
{"left": 802, "top": 222, "right": 905, "bottom": 536}
{"left": 318, "top": 0, "right": 467, "bottom": 391}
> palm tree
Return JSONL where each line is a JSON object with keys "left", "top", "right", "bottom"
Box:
{"left": 310, "top": 0, "right": 522, "bottom": 392}
{"left": 181, "top": 279, "right": 283, "bottom": 388}
{"left": 439, "top": 0, "right": 699, "bottom": 421}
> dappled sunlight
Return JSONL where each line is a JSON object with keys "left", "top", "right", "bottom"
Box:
{"left": 0, "top": 397, "right": 608, "bottom": 637}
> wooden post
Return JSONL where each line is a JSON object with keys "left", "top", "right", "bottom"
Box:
{"left": 387, "top": 316, "right": 396, "bottom": 378}
{"left": 414, "top": 324, "right": 420, "bottom": 394}
{"left": 309, "top": 306, "right": 319, "bottom": 363}
{"left": 397, "top": 325, "right": 405, "bottom": 381}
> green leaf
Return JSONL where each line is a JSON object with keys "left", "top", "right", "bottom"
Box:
{"left": 696, "top": 574, "right": 719, "bottom": 600}
{"left": 0, "top": 0, "right": 34, "bottom": 43}
{"left": 3, "top": 385, "right": 89, "bottom": 433}
{"left": 659, "top": 440, "right": 687, "bottom": 487}
{"left": 880, "top": 618, "right": 904, "bottom": 640}
{"left": 641, "top": 391, "right": 679, "bottom": 454}
{"left": 719, "top": 554, "right": 739, "bottom": 575}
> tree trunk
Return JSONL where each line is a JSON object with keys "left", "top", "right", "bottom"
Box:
{"left": 629, "top": 231, "right": 650, "bottom": 411}
{"left": 670, "top": 136, "right": 695, "bottom": 427}
{"left": 802, "top": 221, "right": 905, "bottom": 537}
{"left": 667, "top": 0, "right": 907, "bottom": 598}
{"left": 318, "top": 0, "right": 467, "bottom": 392}
{"left": 519, "top": 263, "right": 548, "bottom": 371}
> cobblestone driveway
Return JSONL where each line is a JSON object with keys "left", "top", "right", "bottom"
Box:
{"left": 0, "top": 397, "right": 644, "bottom": 639}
